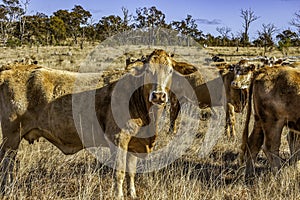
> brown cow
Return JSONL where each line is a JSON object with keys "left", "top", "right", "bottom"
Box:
{"left": 169, "top": 63, "right": 248, "bottom": 138}
{"left": 231, "top": 64, "right": 300, "bottom": 182}
{"left": 0, "top": 49, "right": 196, "bottom": 199}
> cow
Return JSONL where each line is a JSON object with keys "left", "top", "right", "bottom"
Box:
{"left": 204, "top": 56, "right": 225, "bottom": 66}
{"left": 231, "top": 63, "right": 300, "bottom": 182}
{"left": 168, "top": 62, "right": 248, "bottom": 138}
{"left": 212, "top": 55, "right": 225, "bottom": 62}
{"left": 0, "top": 49, "right": 197, "bottom": 199}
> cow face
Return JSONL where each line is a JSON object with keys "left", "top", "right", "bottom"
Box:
{"left": 231, "top": 60, "right": 256, "bottom": 89}
{"left": 144, "top": 50, "right": 174, "bottom": 106}
{"left": 130, "top": 49, "right": 197, "bottom": 107}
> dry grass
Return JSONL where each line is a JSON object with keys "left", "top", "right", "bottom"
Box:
{"left": 1, "top": 44, "right": 300, "bottom": 199}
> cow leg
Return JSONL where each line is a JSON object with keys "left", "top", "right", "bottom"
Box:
{"left": 245, "top": 120, "right": 264, "bottom": 183}
{"left": 225, "top": 103, "right": 236, "bottom": 138}
{"left": 262, "top": 120, "right": 284, "bottom": 173}
{"left": 126, "top": 153, "right": 137, "bottom": 198}
{"left": 169, "top": 97, "right": 180, "bottom": 133}
{"left": 114, "top": 134, "right": 131, "bottom": 199}
{"left": 107, "top": 130, "right": 132, "bottom": 199}
{"left": 287, "top": 131, "right": 300, "bottom": 164}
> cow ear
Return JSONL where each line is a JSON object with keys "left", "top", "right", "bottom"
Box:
{"left": 226, "top": 64, "right": 234, "bottom": 72}
{"left": 129, "top": 64, "right": 146, "bottom": 76}
{"left": 219, "top": 64, "right": 233, "bottom": 74}
{"left": 173, "top": 61, "right": 197, "bottom": 75}
{"left": 126, "top": 60, "right": 144, "bottom": 71}
{"left": 218, "top": 68, "right": 225, "bottom": 75}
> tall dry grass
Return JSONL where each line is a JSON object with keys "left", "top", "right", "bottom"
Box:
{"left": 0, "top": 45, "right": 300, "bottom": 199}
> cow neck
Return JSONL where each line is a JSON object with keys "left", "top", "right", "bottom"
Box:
{"left": 129, "top": 81, "right": 151, "bottom": 125}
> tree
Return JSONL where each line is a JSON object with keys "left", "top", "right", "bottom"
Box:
{"left": 276, "top": 29, "right": 300, "bottom": 56}
{"left": 216, "top": 26, "right": 231, "bottom": 46}
{"left": 84, "top": 17, "right": 97, "bottom": 43}
{"left": 255, "top": 23, "right": 278, "bottom": 55}
{"left": 120, "top": 7, "right": 133, "bottom": 32}
{"left": 23, "top": 12, "right": 49, "bottom": 45}
{"left": 134, "top": 6, "right": 167, "bottom": 29}
{"left": 96, "top": 15, "right": 124, "bottom": 41}
{"left": 290, "top": 10, "right": 300, "bottom": 34}
{"left": 231, "top": 32, "right": 242, "bottom": 50}
{"left": 0, "top": 0, "right": 24, "bottom": 45}
{"left": 18, "top": 0, "right": 30, "bottom": 44}
{"left": 240, "top": 8, "right": 260, "bottom": 46}
{"left": 172, "top": 15, "right": 203, "bottom": 46}
{"left": 49, "top": 15, "right": 66, "bottom": 44}
{"left": 134, "top": 6, "right": 169, "bottom": 45}
{"left": 53, "top": 5, "right": 91, "bottom": 45}
{"left": 70, "top": 5, "right": 91, "bottom": 45}
{"left": 95, "top": 7, "right": 133, "bottom": 43}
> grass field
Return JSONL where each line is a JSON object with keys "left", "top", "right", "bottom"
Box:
{"left": 1, "top": 44, "right": 300, "bottom": 199}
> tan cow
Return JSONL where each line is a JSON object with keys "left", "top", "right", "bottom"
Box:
{"left": 169, "top": 63, "right": 248, "bottom": 138}
{"left": 0, "top": 49, "right": 196, "bottom": 199}
{"left": 231, "top": 64, "right": 300, "bottom": 183}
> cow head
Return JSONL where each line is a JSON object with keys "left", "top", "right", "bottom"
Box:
{"left": 129, "top": 49, "right": 197, "bottom": 107}
{"left": 231, "top": 60, "right": 256, "bottom": 89}
{"left": 217, "top": 64, "right": 247, "bottom": 113}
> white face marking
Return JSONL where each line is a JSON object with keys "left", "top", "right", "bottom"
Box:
{"left": 145, "top": 51, "right": 174, "bottom": 105}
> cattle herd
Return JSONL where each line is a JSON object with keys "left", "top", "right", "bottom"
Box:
{"left": 0, "top": 48, "right": 299, "bottom": 198}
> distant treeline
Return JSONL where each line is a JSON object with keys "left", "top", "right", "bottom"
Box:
{"left": 0, "top": 0, "right": 299, "bottom": 52}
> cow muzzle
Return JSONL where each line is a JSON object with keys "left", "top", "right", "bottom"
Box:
{"left": 231, "top": 80, "right": 242, "bottom": 89}
{"left": 231, "top": 80, "right": 249, "bottom": 89}
{"left": 150, "top": 91, "right": 168, "bottom": 105}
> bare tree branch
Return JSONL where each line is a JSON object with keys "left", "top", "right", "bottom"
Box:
{"left": 240, "top": 8, "right": 260, "bottom": 46}
{"left": 290, "top": 10, "right": 300, "bottom": 34}
{"left": 216, "top": 26, "right": 231, "bottom": 38}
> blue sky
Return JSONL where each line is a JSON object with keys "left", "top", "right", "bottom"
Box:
{"left": 27, "top": 0, "right": 300, "bottom": 39}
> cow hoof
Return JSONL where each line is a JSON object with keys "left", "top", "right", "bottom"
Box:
{"left": 115, "top": 194, "right": 124, "bottom": 200}
{"left": 129, "top": 190, "right": 137, "bottom": 199}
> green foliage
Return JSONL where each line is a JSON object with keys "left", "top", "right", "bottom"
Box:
{"left": 50, "top": 16, "right": 66, "bottom": 44}
{"left": 6, "top": 37, "right": 20, "bottom": 47}
{"left": 0, "top": 3, "right": 298, "bottom": 47}
{"left": 276, "top": 29, "right": 299, "bottom": 56}
{"left": 171, "top": 15, "right": 204, "bottom": 46}
{"left": 134, "top": 6, "right": 168, "bottom": 29}
{"left": 96, "top": 15, "right": 124, "bottom": 41}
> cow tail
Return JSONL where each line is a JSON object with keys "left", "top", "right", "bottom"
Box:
{"left": 240, "top": 78, "right": 254, "bottom": 163}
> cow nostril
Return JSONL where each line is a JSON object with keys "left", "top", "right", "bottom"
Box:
{"left": 150, "top": 92, "right": 167, "bottom": 104}
{"left": 152, "top": 92, "right": 159, "bottom": 100}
